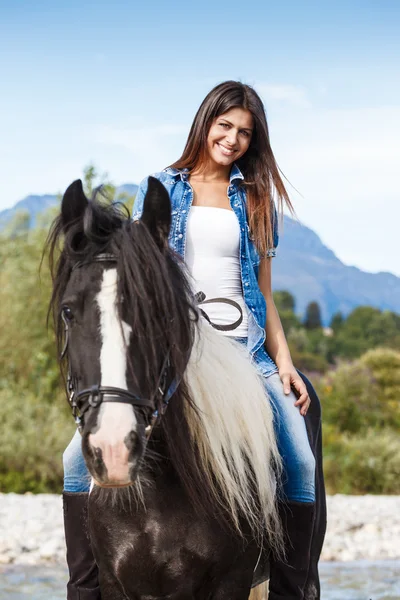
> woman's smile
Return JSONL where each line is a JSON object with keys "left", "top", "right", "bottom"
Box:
{"left": 216, "top": 142, "right": 236, "bottom": 156}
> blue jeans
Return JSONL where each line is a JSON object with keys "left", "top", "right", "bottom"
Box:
{"left": 63, "top": 428, "right": 92, "bottom": 493}
{"left": 64, "top": 342, "right": 316, "bottom": 503}
{"left": 264, "top": 372, "right": 315, "bottom": 502}
{"left": 235, "top": 338, "right": 315, "bottom": 503}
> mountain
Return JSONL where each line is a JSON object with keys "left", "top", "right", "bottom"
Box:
{"left": 0, "top": 194, "right": 59, "bottom": 230}
{"left": 274, "top": 217, "right": 400, "bottom": 324}
{"left": 1, "top": 187, "right": 399, "bottom": 325}
{"left": 115, "top": 184, "right": 139, "bottom": 197}
{"left": 0, "top": 185, "right": 138, "bottom": 231}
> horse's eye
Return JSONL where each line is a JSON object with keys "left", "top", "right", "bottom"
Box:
{"left": 62, "top": 306, "right": 74, "bottom": 322}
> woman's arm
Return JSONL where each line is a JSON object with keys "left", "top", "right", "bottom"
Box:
{"left": 258, "top": 258, "right": 310, "bottom": 415}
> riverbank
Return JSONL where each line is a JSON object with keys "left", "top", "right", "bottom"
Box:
{"left": 0, "top": 493, "right": 399, "bottom": 565}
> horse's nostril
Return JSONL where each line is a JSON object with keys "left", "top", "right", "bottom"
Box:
{"left": 90, "top": 446, "right": 107, "bottom": 480}
{"left": 93, "top": 446, "right": 103, "bottom": 464}
{"left": 125, "top": 430, "right": 140, "bottom": 457}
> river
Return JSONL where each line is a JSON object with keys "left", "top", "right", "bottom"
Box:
{"left": 0, "top": 561, "right": 399, "bottom": 599}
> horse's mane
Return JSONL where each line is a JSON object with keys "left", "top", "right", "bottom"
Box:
{"left": 175, "top": 324, "right": 283, "bottom": 550}
{"left": 46, "top": 190, "right": 282, "bottom": 552}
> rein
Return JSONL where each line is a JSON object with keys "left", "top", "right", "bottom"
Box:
{"left": 195, "top": 291, "right": 243, "bottom": 332}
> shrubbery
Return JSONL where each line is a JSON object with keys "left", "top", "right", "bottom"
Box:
{"left": 315, "top": 348, "right": 400, "bottom": 493}
{"left": 322, "top": 427, "right": 400, "bottom": 494}
{"left": 0, "top": 385, "right": 74, "bottom": 492}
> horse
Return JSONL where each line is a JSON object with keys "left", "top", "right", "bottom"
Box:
{"left": 47, "top": 176, "right": 325, "bottom": 599}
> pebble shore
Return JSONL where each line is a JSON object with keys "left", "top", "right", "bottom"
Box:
{"left": 0, "top": 493, "right": 399, "bottom": 565}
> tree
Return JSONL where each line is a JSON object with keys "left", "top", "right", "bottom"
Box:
{"left": 272, "top": 291, "right": 301, "bottom": 334}
{"left": 83, "top": 163, "right": 116, "bottom": 200}
{"left": 330, "top": 311, "right": 344, "bottom": 332}
{"left": 331, "top": 306, "right": 400, "bottom": 359}
{"left": 304, "top": 302, "right": 322, "bottom": 329}
{"left": 5, "top": 210, "right": 31, "bottom": 237}
{"left": 83, "top": 164, "right": 98, "bottom": 197}
{"left": 273, "top": 290, "right": 296, "bottom": 313}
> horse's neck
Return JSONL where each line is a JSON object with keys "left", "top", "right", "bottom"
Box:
{"left": 143, "top": 426, "right": 177, "bottom": 481}
{"left": 140, "top": 400, "right": 195, "bottom": 494}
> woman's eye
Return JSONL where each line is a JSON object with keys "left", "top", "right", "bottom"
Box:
{"left": 219, "top": 122, "right": 229, "bottom": 128}
{"left": 62, "top": 306, "right": 74, "bottom": 322}
{"left": 241, "top": 130, "right": 250, "bottom": 137}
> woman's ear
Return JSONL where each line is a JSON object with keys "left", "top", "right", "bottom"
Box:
{"left": 61, "top": 179, "right": 88, "bottom": 232}
{"left": 140, "top": 176, "right": 171, "bottom": 249}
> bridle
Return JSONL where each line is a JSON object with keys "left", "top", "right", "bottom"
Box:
{"left": 60, "top": 254, "right": 176, "bottom": 439}
{"left": 60, "top": 253, "right": 243, "bottom": 438}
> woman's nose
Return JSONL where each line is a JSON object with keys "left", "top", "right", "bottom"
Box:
{"left": 225, "top": 131, "right": 238, "bottom": 146}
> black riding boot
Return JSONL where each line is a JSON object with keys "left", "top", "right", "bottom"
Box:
{"left": 63, "top": 492, "right": 102, "bottom": 600}
{"left": 269, "top": 501, "right": 316, "bottom": 600}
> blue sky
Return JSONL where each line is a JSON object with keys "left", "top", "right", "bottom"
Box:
{"left": 1, "top": 0, "right": 399, "bottom": 275}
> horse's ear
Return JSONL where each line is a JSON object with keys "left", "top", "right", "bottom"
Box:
{"left": 61, "top": 179, "right": 88, "bottom": 231}
{"left": 140, "top": 177, "right": 171, "bottom": 249}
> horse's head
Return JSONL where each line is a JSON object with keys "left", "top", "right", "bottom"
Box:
{"left": 48, "top": 177, "right": 195, "bottom": 487}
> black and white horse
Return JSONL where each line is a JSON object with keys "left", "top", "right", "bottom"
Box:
{"left": 48, "top": 177, "right": 325, "bottom": 599}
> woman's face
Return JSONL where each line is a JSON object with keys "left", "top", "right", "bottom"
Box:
{"left": 206, "top": 107, "right": 254, "bottom": 169}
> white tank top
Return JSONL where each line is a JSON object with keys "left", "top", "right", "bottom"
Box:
{"left": 185, "top": 206, "right": 248, "bottom": 338}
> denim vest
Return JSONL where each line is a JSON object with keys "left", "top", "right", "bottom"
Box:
{"left": 132, "top": 163, "right": 279, "bottom": 377}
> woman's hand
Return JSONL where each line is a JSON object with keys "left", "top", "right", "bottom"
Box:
{"left": 278, "top": 362, "right": 311, "bottom": 416}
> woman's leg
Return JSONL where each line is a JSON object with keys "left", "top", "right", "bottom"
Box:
{"left": 63, "top": 430, "right": 101, "bottom": 599}
{"left": 264, "top": 373, "right": 316, "bottom": 503}
{"left": 263, "top": 373, "right": 317, "bottom": 600}
{"left": 63, "top": 429, "right": 92, "bottom": 492}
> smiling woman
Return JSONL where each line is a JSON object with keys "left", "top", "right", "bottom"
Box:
{"left": 169, "top": 81, "right": 294, "bottom": 256}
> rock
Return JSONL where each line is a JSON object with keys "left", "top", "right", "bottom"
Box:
{"left": 1, "top": 492, "right": 400, "bottom": 565}
{"left": 39, "top": 539, "right": 62, "bottom": 560}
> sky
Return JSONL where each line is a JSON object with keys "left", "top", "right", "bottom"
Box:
{"left": 1, "top": 0, "right": 399, "bottom": 275}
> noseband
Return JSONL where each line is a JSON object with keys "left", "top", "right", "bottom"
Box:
{"left": 61, "top": 254, "right": 174, "bottom": 438}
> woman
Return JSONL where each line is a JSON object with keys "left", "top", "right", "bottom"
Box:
{"left": 63, "top": 80, "right": 323, "bottom": 600}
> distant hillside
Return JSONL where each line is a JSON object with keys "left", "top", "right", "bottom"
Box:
{"left": 1, "top": 186, "right": 399, "bottom": 325}
{"left": 274, "top": 217, "right": 400, "bottom": 324}
{"left": 0, "top": 194, "right": 59, "bottom": 230}
{"left": 0, "top": 185, "right": 138, "bottom": 230}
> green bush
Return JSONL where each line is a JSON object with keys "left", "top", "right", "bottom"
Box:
{"left": 317, "top": 361, "right": 380, "bottom": 432}
{"left": 318, "top": 348, "right": 400, "bottom": 493}
{"left": 316, "top": 349, "right": 400, "bottom": 432}
{"left": 360, "top": 348, "right": 400, "bottom": 428}
{"left": 288, "top": 328, "right": 330, "bottom": 373}
{"left": 329, "top": 306, "right": 400, "bottom": 359}
{"left": 323, "top": 427, "right": 400, "bottom": 494}
{"left": 290, "top": 348, "right": 329, "bottom": 374}
{"left": 0, "top": 226, "right": 60, "bottom": 394}
{"left": 0, "top": 385, "right": 75, "bottom": 492}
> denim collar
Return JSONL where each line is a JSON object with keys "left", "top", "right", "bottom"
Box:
{"left": 163, "top": 163, "right": 244, "bottom": 185}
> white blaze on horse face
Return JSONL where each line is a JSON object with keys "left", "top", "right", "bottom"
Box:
{"left": 89, "top": 268, "right": 136, "bottom": 483}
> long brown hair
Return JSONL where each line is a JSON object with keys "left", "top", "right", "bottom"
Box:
{"left": 169, "top": 80, "right": 294, "bottom": 255}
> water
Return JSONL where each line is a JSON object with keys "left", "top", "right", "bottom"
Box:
{"left": 0, "top": 561, "right": 399, "bottom": 599}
